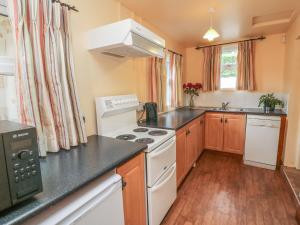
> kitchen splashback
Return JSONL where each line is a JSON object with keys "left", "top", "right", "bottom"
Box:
{"left": 190, "top": 91, "right": 289, "bottom": 111}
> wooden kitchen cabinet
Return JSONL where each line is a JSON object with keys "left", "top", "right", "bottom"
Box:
{"left": 198, "top": 115, "right": 205, "bottom": 157}
{"left": 205, "top": 113, "right": 246, "bottom": 154}
{"left": 117, "top": 153, "right": 146, "bottom": 225}
{"left": 176, "top": 127, "right": 187, "bottom": 187}
{"left": 223, "top": 114, "right": 246, "bottom": 154}
{"left": 176, "top": 117, "right": 203, "bottom": 187}
{"left": 186, "top": 119, "right": 200, "bottom": 169}
{"left": 205, "top": 113, "right": 224, "bottom": 151}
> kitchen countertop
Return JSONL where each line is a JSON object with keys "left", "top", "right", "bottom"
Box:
{"left": 0, "top": 135, "right": 147, "bottom": 225}
{"left": 139, "top": 107, "right": 287, "bottom": 130}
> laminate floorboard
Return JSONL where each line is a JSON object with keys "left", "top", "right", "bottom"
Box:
{"left": 161, "top": 151, "right": 297, "bottom": 225}
{"left": 283, "top": 167, "right": 300, "bottom": 204}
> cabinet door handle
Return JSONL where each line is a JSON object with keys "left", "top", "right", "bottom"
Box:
{"left": 186, "top": 129, "right": 190, "bottom": 135}
{"left": 122, "top": 178, "right": 127, "bottom": 189}
{"left": 225, "top": 118, "right": 228, "bottom": 123}
{"left": 220, "top": 118, "right": 223, "bottom": 123}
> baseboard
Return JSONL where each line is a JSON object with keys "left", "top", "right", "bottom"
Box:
{"left": 204, "top": 149, "right": 243, "bottom": 158}
{"left": 296, "top": 206, "right": 300, "bottom": 225}
{"left": 244, "top": 160, "right": 276, "bottom": 170}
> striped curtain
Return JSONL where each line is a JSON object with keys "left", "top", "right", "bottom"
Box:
{"left": 149, "top": 51, "right": 183, "bottom": 112}
{"left": 170, "top": 53, "right": 183, "bottom": 108}
{"left": 237, "top": 40, "right": 256, "bottom": 91}
{"left": 202, "top": 46, "right": 221, "bottom": 92}
{"left": 149, "top": 56, "right": 166, "bottom": 112}
{"left": 8, "top": 0, "right": 87, "bottom": 156}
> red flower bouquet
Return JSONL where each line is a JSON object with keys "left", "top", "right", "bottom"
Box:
{"left": 183, "top": 83, "right": 203, "bottom": 107}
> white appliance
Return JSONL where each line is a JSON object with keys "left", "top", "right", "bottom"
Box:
{"left": 96, "top": 94, "right": 177, "bottom": 225}
{"left": 86, "top": 19, "right": 165, "bottom": 58}
{"left": 244, "top": 115, "right": 281, "bottom": 170}
{"left": 23, "top": 172, "right": 124, "bottom": 225}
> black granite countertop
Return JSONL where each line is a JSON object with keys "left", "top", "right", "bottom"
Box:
{"left": 139, "top": 107, "right": 287, "bottom": 130}
{"left": 0, "top": 135, "right": 147, "bottom": 225}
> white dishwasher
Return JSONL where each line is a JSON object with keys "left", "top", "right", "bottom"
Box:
{"left": 23, "top": 172, "right": 124, "bottom": 225}
{"left": 244, "top": 115, "right": 281, "bottom": 170}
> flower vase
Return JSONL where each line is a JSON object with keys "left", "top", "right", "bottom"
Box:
{"left": 189, "top": 95, "right": 195, "bottom": 108}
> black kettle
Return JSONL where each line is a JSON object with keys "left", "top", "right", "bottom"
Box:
{"left": 145, "top": 102, "right": 158, "bottom": 122}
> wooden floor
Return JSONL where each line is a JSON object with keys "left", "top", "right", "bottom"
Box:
{"left": 162, "top": 151, "right": 298, "bottom": 225}
{"left": 283, "top": 167, "right": 300, "bottom": 204}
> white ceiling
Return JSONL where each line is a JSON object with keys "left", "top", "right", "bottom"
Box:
{"left": 119, "top": 0, "right": 300, "bottom": 47}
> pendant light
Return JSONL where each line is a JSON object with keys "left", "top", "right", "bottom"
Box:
{"left": 203, "top": 7, "right": 220, "bottom": 42}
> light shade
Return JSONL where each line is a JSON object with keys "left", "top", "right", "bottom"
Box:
{"left": 203, "top": 27, "right": 220, "bottom": 42}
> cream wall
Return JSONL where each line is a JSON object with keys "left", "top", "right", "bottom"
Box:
{"left": 66, "top": 0, "right": 184, "bottom": 136}
{"left": 283, "top": 15, "right": 300, "bottom": 168}
{"left": 57, "top": 0, "right": 299, "bottom": 168}
{"left": 183, "top": 34, "right": 286, "bottom": 92}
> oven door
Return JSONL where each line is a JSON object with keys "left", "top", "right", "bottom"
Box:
{"left": 147, "top": 163, "right": 176, "bottom": 225}
{"left": 147, "top": 136, "right": 176, "bottom": 187}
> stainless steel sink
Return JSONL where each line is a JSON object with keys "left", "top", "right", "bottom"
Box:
{"left": 210, "top": 107, "right": 245, "bottom": 112}
{"left": 188, "top": 106, "right": 246, "bottom": 112}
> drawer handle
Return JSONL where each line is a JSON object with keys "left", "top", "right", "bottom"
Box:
{"left": 151, "top": 164, "right": 176, "bottom": 192}
{"left": 122, "top": 178, "right": 127, "bottom": 189}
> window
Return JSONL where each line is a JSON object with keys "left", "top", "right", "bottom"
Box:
{"left": 0, "top": 15, "right": 18, "bottom": 121}
{"left": 165, "top": 52, "right": 174, "bottom": 109}
{"left": 220, "top": 44, "right": 238, "bottom": 89}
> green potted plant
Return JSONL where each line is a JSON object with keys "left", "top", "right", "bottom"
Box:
{"left": 258, "top": 93, "right": 284, "bottom": 113}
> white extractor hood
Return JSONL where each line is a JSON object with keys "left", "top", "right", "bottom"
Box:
{"left": 86, "top": 19, "right": 166, "bottom": 58}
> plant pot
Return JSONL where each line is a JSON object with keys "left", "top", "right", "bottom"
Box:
{"left": 264, "top": 106, "right": 270, "bottom": 113}
{"left": 264, "top": 105, "right": 275, "bottom": 113}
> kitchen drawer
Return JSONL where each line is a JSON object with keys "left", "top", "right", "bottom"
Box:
{"left": 147, "top": 136, "right": 176, "bottom": 187}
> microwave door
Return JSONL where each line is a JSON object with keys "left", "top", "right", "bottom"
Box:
{"left": 0, "top": 137, "right": 12, "bottom": 211}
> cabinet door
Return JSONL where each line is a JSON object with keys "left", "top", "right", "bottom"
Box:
{"left": 223, "top": 114, "right": 246, "bottom": 154}
{"left": 205, "top": 113, "right": 224, "bottom": 151}
{"left": 117, "top": 153, "right": 146, "bottom": 225}
{"left": 176, "top": 127, "right": 187, "bottom": 187}
{"left": 198, "top": 115, "right": 205, "bottom": 156}
{"left": 186, "top": 120, "right": 199, "bottom": 170}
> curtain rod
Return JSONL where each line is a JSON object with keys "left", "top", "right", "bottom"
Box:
{"left": 166, "top": 49, "right": 183, "bottom": 56}
{"left": 195, "top": 36, "right": 266, "bottom": 50}
{"left": 52, "top": 0, "right": 79, "bottom": 12}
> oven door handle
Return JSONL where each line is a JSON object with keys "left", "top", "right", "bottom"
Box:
{"left": 151, "top": 164, "right": 176, "bottom": 193}
{"left": 150, "top": 138, "right": 176, "bottom": 158}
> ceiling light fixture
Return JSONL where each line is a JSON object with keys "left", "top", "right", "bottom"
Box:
{"left": 203, "top": 7, "right": 220, "bottom": 42}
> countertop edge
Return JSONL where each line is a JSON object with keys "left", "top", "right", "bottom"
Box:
{"left": 173, "top": 111, "right": 206, "bottom": 130}
{"left": 140, "top": 108, "right": 287, "bottom": 131}
{"left": 1, "top": 140, "right": 147, "bottom": 225}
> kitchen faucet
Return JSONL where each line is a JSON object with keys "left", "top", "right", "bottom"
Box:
{"left": 221, "top": 102, "right": 229, "bottom": 110}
